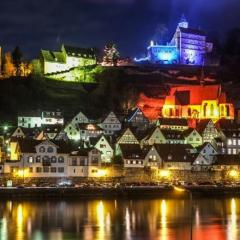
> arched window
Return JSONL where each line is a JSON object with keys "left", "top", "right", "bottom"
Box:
{"left": 47, "top": 147, "right": 54, "bottom": 153}
{"left": 221, "top": 106, "right": 225, "bottom": 116}
{"left": 203, "top": 103, "right": 207, "bottom": 117}
{"left": 226, "top": 105, "right": 230, "bottom": 117}
{"left": 39, "top": 146, "right": 45, "bottom": 153}
{"left": 51, "top": 156, "right": 57, "bottom": 163}
{"left": 58, "top": 156, "right": 64, "bottom": 163}
{"left": 210, "top": 104, "right": 214, "bottom": 116}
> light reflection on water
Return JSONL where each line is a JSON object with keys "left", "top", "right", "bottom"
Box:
{"left": 0, "top": 198, "right": 239, "bottom": 240}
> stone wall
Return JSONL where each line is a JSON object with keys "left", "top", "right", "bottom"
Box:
{"left": 0, "top": 168, "right": 235, "bottom": 186}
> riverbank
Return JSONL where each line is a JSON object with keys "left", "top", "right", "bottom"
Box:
{"left": 1, "top": 185, "right": 240, "bottom": 199}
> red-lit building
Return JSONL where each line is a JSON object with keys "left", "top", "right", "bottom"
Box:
{"left": 138, "top": 84, "right": 234, "bottom": 122}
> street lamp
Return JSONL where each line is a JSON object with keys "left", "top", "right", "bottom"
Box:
{"left": 174, "top": 186, "right": 193, "bottom": 240}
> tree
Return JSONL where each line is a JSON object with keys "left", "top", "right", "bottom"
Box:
{"left": 153, "top": 24, "right": 169, "bottom": 44}
{"left": 12, "top": 46, "right": 23, "bottom": 76}
{"left": 3, "top": 52, "right": 16, "bottom": 77}
{"left": 102, "top": 43, "right": 120, "bottom": 66}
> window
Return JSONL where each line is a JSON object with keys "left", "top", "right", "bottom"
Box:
{"left": 58, "top": 167, "right": 64, "bottom": 173}
{"left": 72, "top": 159, "right": 77, "bottom": 166}
{"left": 39, "top": 146, "right": 45, "bottom": 153}
{"left": 228, "top": 139, "right": 232, "bottom": 146}
{"left": 29, "top": 167, "right": 33, "bottom": 173}
{"left": 228, "top": 149, "right": 232, "bottom": 154}
{"left": 28, "top": 156, "right": 34, "bottom": 163}
{"left": 36, "top": 167, "right": 42, "bottom": 173}
{"left": 51, "top": 156, "right": 57, "bottom": 163}
{"left": 233, "top": 140, "right": 236, "bottom": 146}
{"left": 100, "top": 144, "right": 106, "bottom": 148}
{"left": 43, "top": 167, "right": 49, "bottom": 173}
{"left": 47, "top": 147, "right": 54, "bottom": 153}
{"left": 51, "top": 167, "right": 57, "bottom": 173}
{"left": 233, "top": 149, "right": 237, "bottom": 154}
{"left": 58, "top": 156, "right": 64, "bottom": 163}
{"left": 80, "top": 159, "right": 85, "bottom": 166}
{"left": 36, "top": 156, "right": 41, "bottom": 163}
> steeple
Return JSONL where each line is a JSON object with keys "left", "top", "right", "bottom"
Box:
{"left": 178, "top": 14, "right": 188, "bottom": 29}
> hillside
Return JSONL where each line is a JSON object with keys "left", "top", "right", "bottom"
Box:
{"left": 0, "top": 65, "right": 239, "bottom": 125}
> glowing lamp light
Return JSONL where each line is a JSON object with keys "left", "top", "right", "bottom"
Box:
{"left": 159, "top": 170, "right": 170, "bottom": 178}
{"left": 229, "top": 170, "right": 239, "bottom": 178}
{"left": 3, "top": 126, "right": 8, "bottom": 131}
{"left": 96, "top": 169, "right": 108, "bottom": 178}
{"left": 16, "top": 169, "right": 29, "bottom": 178}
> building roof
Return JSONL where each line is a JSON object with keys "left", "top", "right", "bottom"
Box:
{"left": 41, "top": 125, "right": 62, "bottom": 133}
{"left": 196, "top": 142, "right": 216, "bottom": 153}
{"left": 154, "top": 144, "right": 194, "bottom": 162}
{"left": 70, "top": 147, "right": 98, "bottom": 157}
{"left": 213, "top": 155, "right": 240, "bottom": 165}
{"left": 165, "top": 85, "right": 224, "bottom": 106}
{"left": 126, "top": 108, "right": 149, "bottom": 123}
{"left": 119, "top": 144, "right": 143, "bottom": 159}
{"left": 196, "top": 119, "right": 213, "bottom": 134}
{"left": 16, "top": 139, "right": 70, "bottom": 154}
{"left": 41, "top": 50, "right": 65, "bottom": 63}
{"left": 158, "top": 118, "right": 188, "bottom": 127}
{"left": 215, "top": 119, "right": 239, "bottom": 131}
{"left": 161, "top": 129, "right": 185, "bottom": 140}
{"left": 63, "top": 45, "right": 96, "bottom": 59}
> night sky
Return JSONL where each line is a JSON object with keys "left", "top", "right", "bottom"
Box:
{"left": 0, "top": 0, "right": 240, "bottom": 59}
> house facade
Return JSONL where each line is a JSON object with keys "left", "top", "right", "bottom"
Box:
{"left": 40, "top": 45, "right": 96, "bottom": 75}
{"left": 100, "top": 112, "right": 121, "bottom": 135}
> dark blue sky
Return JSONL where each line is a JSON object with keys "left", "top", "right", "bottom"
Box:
{"left": 0, "top": 0, "right": 240, "bottom": 59}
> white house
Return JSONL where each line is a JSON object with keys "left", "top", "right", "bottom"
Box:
{"left": 68, "top": 148, "right": 102, "bottom": 177}
{"left": 4, "top": 139, "right": 70, "bottom": 178}
{"left": 100, "top": 112, "right": 121, "bottom": 135}
{"left": 90, "top": 135, "right": 113, "bottom": 163}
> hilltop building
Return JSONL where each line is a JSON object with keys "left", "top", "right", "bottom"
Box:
{"left": 162, "top": 85, "right": 234, "bottom": 121}
{"left": 40, "top": 45, "right": 96, "bottom": 75}
{"left": 137, "top": 15, "right": 213, "bottom": 66}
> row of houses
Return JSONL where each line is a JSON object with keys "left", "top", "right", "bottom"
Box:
{"left": 0, "top": 108, "right": 240, "bottom": 178}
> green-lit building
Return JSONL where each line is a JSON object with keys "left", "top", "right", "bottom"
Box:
{"left": 40, "top": 45, "right": 97, "bottom": 75}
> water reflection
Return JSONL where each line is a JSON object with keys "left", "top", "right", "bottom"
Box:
{"left": 0, "top": 198, "right": 239, "bottom": 239}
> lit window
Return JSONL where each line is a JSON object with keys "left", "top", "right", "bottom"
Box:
{"left": 233, "top": 140, "right": 236, "bottom": 146}
{"left": 58, "top": 156, "right": 64, "bottom": 163}
{"left": 228, "top": 149, "right": 232, "bottom": 154}
{"left": 233, "top": 149, "right": 237, "bottom": 154}
{"left": 28, "top": 156, "right": 33, "bottom": 163}
{"left": 228, "top": 139, "right": 232, "bottom": 146}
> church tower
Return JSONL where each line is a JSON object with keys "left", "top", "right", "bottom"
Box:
{"left": 178, "top": 14, "right": 189, "bottom": 29}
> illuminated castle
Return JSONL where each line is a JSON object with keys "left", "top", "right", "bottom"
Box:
{"left": 40, "top": 45, "right": 96, "bottom": 74}
{"left": 162, "top": 85, "right": 234, "bottom": 121}
{"left": 146, "top": 15, "right": 213, "bottom": 65}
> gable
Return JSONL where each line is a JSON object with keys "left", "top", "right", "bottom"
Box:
{"left": 118, "top": 129, "right": 139, "bottom": 144}
{"left": 149, "top": 128, "right": 165, "bottom": 143}
{"left": 12, "top": 127, "right": 25, "bottom": 137}
{"left": 72, "top": 112, "right": 89, "bottom": 124}
{"left": 95, "top": 136, "right": 113, "bottom": 151}
{"left": 103, "top": 112, "right": 121, "bottom": 124}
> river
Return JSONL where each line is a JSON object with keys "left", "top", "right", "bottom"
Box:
{"left": 0, "top": 197, "right": 239, "bottom": 240}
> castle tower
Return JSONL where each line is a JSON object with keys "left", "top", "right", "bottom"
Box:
{"left": 178, "top": 14, "right": 189, "bottom": 29}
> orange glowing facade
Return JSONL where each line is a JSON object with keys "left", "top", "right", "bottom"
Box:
{"left": 162, "top": 85, "right": 234, "bottom": 121}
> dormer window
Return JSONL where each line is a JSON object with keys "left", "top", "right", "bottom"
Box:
{"left": 47, "top": 147, "right": 54, "bottom": 153}
{"left": 39, "top": 146, "right": 45, "bottom": 153}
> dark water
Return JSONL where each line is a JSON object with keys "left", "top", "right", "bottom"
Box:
{"left": 0, "top": 197, "right": 239, "bottom": 240}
